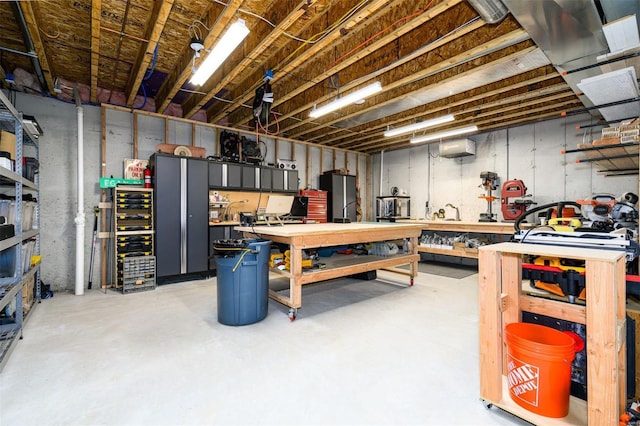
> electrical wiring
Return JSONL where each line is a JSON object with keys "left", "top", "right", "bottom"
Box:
{"left": 257, "top": 110, "right": 280, "bottom": 135}
{"left": 200, "top": 0, "right": 369, "bottom": 113}
{"left": 328, "top": 0, "right": 437, "bottom": 69}
{"left": 272, "top": 0, "right": 369, "bottom": 74}
{"left": 133, "top": 44, "right": 158, "bottom": 110}
{"left": 21, "top": 85, "right": 93, "bottom": 105}
{"left": 209, "top": 0, "right": 366, "bottom": 44}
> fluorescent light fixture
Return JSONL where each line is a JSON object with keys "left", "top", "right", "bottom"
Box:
{"left": 410, "top": 125, "right": 478, "bottom": 144}
{"left": 309, "top": 82, "right": 382, "bottom": 118}
{"left": 384, "top": 114, "right": 454, "bottom": 137}
{"left": 190, "top": 19, "right": 249, "bottom": 86}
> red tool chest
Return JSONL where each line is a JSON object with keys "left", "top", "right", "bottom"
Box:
{"left": 299, "top": 189, "right": 327, "bottom": 223}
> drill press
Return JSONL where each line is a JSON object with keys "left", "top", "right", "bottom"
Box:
{"left": 478, "top": 171, "right": 498, "bottom": 222}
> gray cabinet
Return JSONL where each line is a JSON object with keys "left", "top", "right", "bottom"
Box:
{"left": 241, "top": 165, "right": 258, "bottom": 189}
{"left": 319, "top": 173, "right": 357, "bottom": 222}
{"left": 208, "top": 160, "right": 297, "bottom": 193}
{"left": 284, "top": 170, "right": 298, "bottom": 192}
{"left": 260, "top": 167, "right": 272, "bottom": 190}
{"left": 152, "top": 153, "right": 209, "bottom": 279}
{"left": 209, "top": 162, "right": 223, "bottom": 187}
{"left": 227, "top": 163, "right": 242, "bottom": 189}
{"left": 271, "top": 168, "right": 285, "bottom": 191}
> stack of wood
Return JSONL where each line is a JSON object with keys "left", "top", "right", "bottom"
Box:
{"left": 576, "top": 117, "right": 640, "bottom": 173}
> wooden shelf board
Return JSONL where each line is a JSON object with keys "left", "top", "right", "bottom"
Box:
{"left": 483, "top": 376, "right": 587, "bottom": 426}
{"left": 417, "top": 246, "right": 477, "bottom": 258}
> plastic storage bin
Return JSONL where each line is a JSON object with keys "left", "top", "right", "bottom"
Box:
{"left": 0, "top": 246, "right": 18, "bottom": 284}
{"left": 0, "top": 200, "right": 10, "bottom": 223}
{"left": 213, "top": 239, "right": 271, "bottom": 326}
{"left": 21, "top": 240, "right": 35, "bottom": 273}
{"left": 7, "top": 201, "right": 34, "bottom": 231}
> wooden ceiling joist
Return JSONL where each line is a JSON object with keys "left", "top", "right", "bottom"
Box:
{"left": 181, "top": 1, "right": 310, "bottom": 119}
{"left": 288, "top": 43, "right": 539, "bottom": 146}
{"left": 265, "top": 18, "right": 487, "bottom": 138}
{"left": 125, "top": 0, "right": 175, "bottom": 107}
{"left": 327, "top": 75, "right": 565, "bottom": 147}
{"left": 208, "top": 0, "right": 395, "bottom": 125}
{"left": 364, "top": 100, "right": 581, "bottom": 153}
{"left": 284, "top": 28, "right": 530, "bottom": 139}
{"left": 155, "top": 0, "right": 243, "bottom": 114}
{"left": 90, "top": 0, "right": 103, "bottom": 103}
{"left": 230, "top": 0, "right": 464, "bottom": 128}
{"left": 349, "top": 91, "right": 577, "bottom": 151}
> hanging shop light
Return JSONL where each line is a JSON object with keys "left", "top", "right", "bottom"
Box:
{"left": 410, "top": 125, "right": 478, "bottom": 144}
{"left": 190, "top": 19, "right": 250, "bottom": 86}
{"left": 383, "top": 114, "right": 455, "bottom": 137}
{"left": 309, "top": 82, "right": 382, "bottom": 118}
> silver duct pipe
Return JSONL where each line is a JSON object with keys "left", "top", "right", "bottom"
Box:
{"left": 74, "top": 87, "right": 84, "bottom": 295}
{"left": 10, "top": 1, "right": 48, "bottom": 91}
{"left": 467, "top": 0, "right": 509, "bottom": 24}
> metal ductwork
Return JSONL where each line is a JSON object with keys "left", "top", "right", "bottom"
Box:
{"left": 467, "top": 0, "right": 509, "bottom": 24}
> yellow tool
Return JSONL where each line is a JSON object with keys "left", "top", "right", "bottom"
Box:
{"left": 547, "top": 217, "right": 581, "bottom": 232}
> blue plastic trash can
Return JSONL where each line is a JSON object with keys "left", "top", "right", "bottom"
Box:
{"left": 213, "top": 239, "right": 271, "bottom": 326}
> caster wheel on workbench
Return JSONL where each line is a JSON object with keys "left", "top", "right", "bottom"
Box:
{"left": 410, "top": 277, "right": 414, "bottom": 286}
{"left": 481, "top": 399, "right": 493, "bottom": 410}
{"left": 288, "top": 309, "right": 297, "bottom": 321}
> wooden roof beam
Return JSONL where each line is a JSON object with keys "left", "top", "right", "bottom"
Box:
{"left": 125, "top": 0, "right": 175, "bottom": 107}
{"left": 327, "top": 75, "right": 563, "bottom": 147}
{"left": 230, "top": 0, "right": 464, "bottom": 128}
{"left": 208, "top": 0, "right": 395, "bottom": 125}
{"left": 348, "top": 90, "right": 576, "bottom": 150}
{"left": 266, "top": 18, "right": 487, "bottom": 137}
{"left": 359, "top": 101, "right": 581, "bottom": 153}
{"left": 182, "top": 1, "right": 309, "bottom": 118}
{"left": 287, "top": 43, "right": 538, "bottom": 143}
{"left": 18, "top": 1, "right": 55, "bottom": 94}
{"left": 155, "top": 0, "right": 243, "bottom": 114}
{"left": 287, "top": 29, "right": 531, "bottom": 139}
{"left": 90, "top": 0, "right": 102, "bottom": 103}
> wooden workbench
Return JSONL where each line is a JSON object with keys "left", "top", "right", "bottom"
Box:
{"left": 479, "top": 242, "right": 626, "bottom": 425}
{"left": 235, "top": 222, "right": 423, "bottom": 319}
{"left": 398, "top": 220, "right": 520, "bottom": 258}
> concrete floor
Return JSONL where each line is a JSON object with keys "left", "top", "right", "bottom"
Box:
{"left": 0, "top": 269, "right": 530, "bottom": 425}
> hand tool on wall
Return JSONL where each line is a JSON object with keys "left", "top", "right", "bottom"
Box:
{"left": 88, "top": 206, "right": 99, "bottom": 289}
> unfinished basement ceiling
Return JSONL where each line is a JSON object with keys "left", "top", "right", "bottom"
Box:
{"left": 0, "top": 0, "right": 637, "bottom": 153}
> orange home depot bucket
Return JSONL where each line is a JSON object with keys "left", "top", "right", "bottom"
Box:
{"left": 504, "top": 323, "right": 576, "bottom": 418}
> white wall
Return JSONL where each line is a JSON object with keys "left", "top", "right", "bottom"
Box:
{"left": 371, "top": 114, "right": 638, "bottom": 222}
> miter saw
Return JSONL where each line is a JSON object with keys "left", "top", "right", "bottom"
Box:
{"left": 513, "top": 192, "right": 640, "bottom": 302}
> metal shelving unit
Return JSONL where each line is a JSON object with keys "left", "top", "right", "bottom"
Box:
{"left": 0, "top": 90, "right": 40, "bottom": 372}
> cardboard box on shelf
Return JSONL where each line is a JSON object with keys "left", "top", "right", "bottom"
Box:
{"left": 0, "top": 130, "right": 16, "bottom": 160}
{"left": 22, "top": 275, "right": 34, "bottom": 315}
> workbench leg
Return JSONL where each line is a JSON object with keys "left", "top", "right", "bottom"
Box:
{"left": 478, "top": 249, "right": 503, "bottom": 404}
{"left": 410, "top": 236, "right": 418, "bottom": 286}
{"left": 585, "top": 257, "right": 625, "bottom": 425}
{"left": 288, "top": 246, "right": 303, "bottom": 320}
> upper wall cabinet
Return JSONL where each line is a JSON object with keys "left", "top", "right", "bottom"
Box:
{"left": 208, "top": 159, "right": 297, "bottom": 193}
